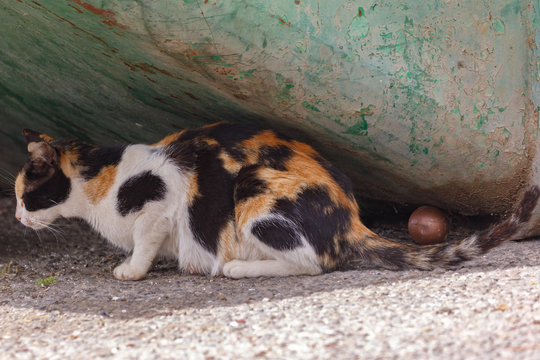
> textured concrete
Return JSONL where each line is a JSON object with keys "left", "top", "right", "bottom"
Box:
{"left": 1, "top": 197, "right": 539, "bottom": 359}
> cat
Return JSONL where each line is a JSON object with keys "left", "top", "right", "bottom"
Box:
{"left": 14, "top": 122, "right": 540, "bottom": 280}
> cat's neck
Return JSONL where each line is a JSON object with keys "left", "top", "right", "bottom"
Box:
{"left": 56, "top": 177, "right": 93, "bottom": 219}
{"left": 56, "top": 143, "right": 125, "bottom": 222}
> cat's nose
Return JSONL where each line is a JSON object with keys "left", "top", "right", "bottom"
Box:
{"left": 16, "top": 215, "right": 21, "bottom": 221}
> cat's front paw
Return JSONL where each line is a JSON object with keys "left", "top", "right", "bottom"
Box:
{"left": 223, "top": 260, "right": 249, "bottom": 279}
{"left": 113, "top": 262, "right": 147, "bottom": 281}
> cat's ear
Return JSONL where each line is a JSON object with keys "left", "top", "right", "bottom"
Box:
{"left": 27, "top": 142, "right": 59, "bottom": 168}
{"left": 23, "top": 130, "right": 58, "bottom": 167}
{"left": 23, "top": 129, "right": 54, "bottom": 145}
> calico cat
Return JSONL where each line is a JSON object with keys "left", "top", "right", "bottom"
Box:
{"left": 14, "top": 122, "right": 540, "bottom": 280}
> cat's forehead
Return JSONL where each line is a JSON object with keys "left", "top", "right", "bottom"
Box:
{"left": 17, "top": 153, "right": 57, "bottom": 196}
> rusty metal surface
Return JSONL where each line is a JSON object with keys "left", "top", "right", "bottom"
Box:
{"left": 1, "top": 0, "right": 539, "bottom": 220}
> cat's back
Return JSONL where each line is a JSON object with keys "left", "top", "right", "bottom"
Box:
{"left": 153, "top": 122, "right": 354, "bottom": 197}
{"left": 155, "top": 122, "right": 321, "bottom": 169}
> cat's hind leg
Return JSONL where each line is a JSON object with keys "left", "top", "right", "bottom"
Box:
{"left": 229, "top": 166, "right": 324, "bottom": 278}
{"left": 223, "top": 258, "right": 321, "bottom": 278}
{"left": 221, "top": 216, "right": 323, "bottom": 278}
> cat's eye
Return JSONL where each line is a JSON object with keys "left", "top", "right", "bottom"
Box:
{"left": 20, "top": 200, "right": 24, "bottom": 207}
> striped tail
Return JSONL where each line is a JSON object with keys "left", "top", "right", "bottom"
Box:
{"left": 358, "top": 185, "right": 540, "bottom": 270}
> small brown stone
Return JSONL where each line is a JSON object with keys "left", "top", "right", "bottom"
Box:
{"left": 408, "top": 206, "right": 449, "bottom": 245}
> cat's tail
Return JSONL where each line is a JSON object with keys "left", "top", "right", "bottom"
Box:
{"left": 355, "top": 185, "right": 540, "bottom": 270}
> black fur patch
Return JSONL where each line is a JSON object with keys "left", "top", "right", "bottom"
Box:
{"left": 164, "top": 140, "right": 196, "bottom": 170}
{"left": 377, "top": 246, "right": 408, "bottom": 269}
{"left": 446, "top": 248, "right": 470, "bottom": 266}
{"left": 478, "top": 221, "right": 517, "bottom": 253}
{"left": 252, "top": 218, "right": 303, "bottom": 250}
{"left": 188, "top": 143, "right": 235, "bottom": 254}
{"left": 234, "top": 165, "right": 267, "bottom": 204}
{"left": 78, "top": 145, "right": 126, "bottom": 180}
{"left": 24, "top": 158, "right": 55, "bottom": 183}
{"left": 315, "top": 156, "right": 355, "bottom": 198}
{"left": 23, "top": 169, "right": 71, "bottom": 211}
{"left": 258, "top": 145, "right": 292, "bottom": 171}
{"left": 116, "top": 171, "right": 166, "bottom": 216}
{"left": 177, "top": 123, "right": 262, "bottom": 162}
{"left": 517, "top": 185, "right": 540, "bottom": 223}
{"left": 23, "top": 129, "right": 45, "bottom": 144}
{"left": 267, "top": 186, "right": 352, "bottom": 256}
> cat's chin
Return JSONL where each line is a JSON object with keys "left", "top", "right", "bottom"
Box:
{"left": 21, "top": 218, "right": 52, "bottom": 230}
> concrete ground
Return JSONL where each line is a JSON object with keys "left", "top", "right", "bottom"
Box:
{"left": 0, "top": 196, "right": 539, "bottom": 360}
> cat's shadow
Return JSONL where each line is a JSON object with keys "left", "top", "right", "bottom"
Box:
{"left": 1, "top": 197, "right": 539, "bottom": 320}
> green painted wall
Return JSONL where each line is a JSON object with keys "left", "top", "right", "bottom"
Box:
{"left": 1, "top": 0, "right": 539, "bottom": 218}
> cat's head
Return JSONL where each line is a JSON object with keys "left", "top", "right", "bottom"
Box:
{"left": 15, "top": 129, "right": 71, "bottom": 230}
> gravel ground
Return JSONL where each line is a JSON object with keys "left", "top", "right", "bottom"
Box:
{"left": 1, "top": 196, "right": 539, "bottom": 359}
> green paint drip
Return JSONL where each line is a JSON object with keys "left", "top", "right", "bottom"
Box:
{"left": 492, "top": 18, "right": 505, "bottom": 34}
{"left": 276, "top": 73, "right": 295, "bottom": 103}
{"left": 404, "top": 16, "right": 413, "bottom": 26}
{"left": 302, "top": 101, "right": 321, "bottom": 112}
{"left": 345, "top": 118, "right": 368, "bottom": 135}
{"left": 295, "top": 41, "right": 307, "bottom": 53}
{"left": 240, "top": 69, "right": 256, "bottom": 77}
{"left": 345, "top": 105, "right": 374, "bottom": 136}
{"left": 348, "top": 7, "right": 369, "bottom": 40}
{"left": 433, "top": 137, "right": 444, "bottom": 147}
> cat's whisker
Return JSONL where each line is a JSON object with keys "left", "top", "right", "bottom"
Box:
{"left": 0, "top": 168, "right": 16, "bottom": 186}
{"left": 33, "top": 227, "right": 44, "bottom": 246}
{"left": 46, "top": 224, "right": 66, "bottom": 242}
{"left": 45, "top": 227, "right": 65, "bottom": 245}
{"left": 0, "top": 168, "right": 16, "bottom": 198}
{"left": 0, "top": 188, "right": 15, "bottom": 197}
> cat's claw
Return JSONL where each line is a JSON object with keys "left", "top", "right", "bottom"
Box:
{"left": 113, "top": 263, "right": 146, "bottom": 281}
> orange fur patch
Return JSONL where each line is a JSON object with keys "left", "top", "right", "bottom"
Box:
{"left": 15, "top": 173, "right": 24, "bottom": 199}
{"left": 202, "top": 138, "right": 219, "bottom": 147}
{"left": 238, "top": 131, "right": 284, "bottom": 164}
{"left": 284, "top": 152, "right": 355, "bottom": 209}
{"left": 317, "top": 252, "right": 339, "bottom": 269}
{"left": 219, "top": 150, "right": 243, "bottom": 174}
{"left": 242, "top": 130, "right": 283, "bottom": 148}
{"left": 187, "top": 173, "right": 199, "bottom": 206}
{"left": 39, "top": 134, "right": 54, "bottom": 142}
{"left": 290, "top": 140, "right": 318, "bottom": 157}
{"left": 235, "top": 193, "right": 276, "bottom": 230}
{"left": 152, "top": 132, "right": 183, "bottom": 147}
{"left": 216, "top": 220, "right": 237, "bottom": 263}
{"left": 60, "top": 150, "right": 81, "bottom": 178}
{"left": 85, "top": 165, "right": 118, "bottom": 204}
